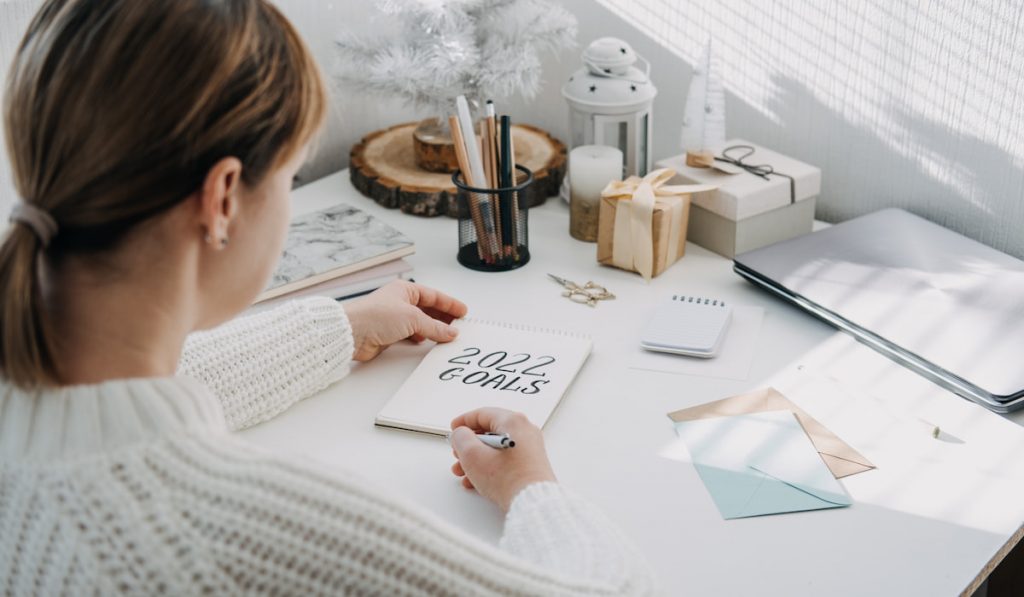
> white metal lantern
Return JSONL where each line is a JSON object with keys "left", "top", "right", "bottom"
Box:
{"left": 562, "top": 37, "right": 657, "bottom": 178}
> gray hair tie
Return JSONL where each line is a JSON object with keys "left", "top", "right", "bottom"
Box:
{"left": 8, "top": 201, "right": 58, "bottom": 247}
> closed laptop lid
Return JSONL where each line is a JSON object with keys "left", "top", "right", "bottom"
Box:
{"left": 735, "top": 208, "right": 1024, "bottom": 400}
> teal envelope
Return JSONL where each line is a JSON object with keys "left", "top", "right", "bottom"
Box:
{"left": 673, "top": 410, "right": 852, "bottom": 519}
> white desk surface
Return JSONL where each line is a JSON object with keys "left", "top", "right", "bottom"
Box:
{"left": 241, "top": 171, "right": 1024, "bottom": 596}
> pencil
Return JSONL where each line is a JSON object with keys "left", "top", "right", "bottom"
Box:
{"left": 456, "top": 95, "right": 498, "bottom": 259}
{"left": 481, "top": 111, "right": 502, "bottom": 253}
{"left": 499, "top": 115, "right": 515, "bottom": 258}
{"left": 449, "top": 115, "right": 488, "bottom": 262}
{"left": 481, "top": 121, "right": 492, "bottom": 187}
{"left": 479, "top": 131, "right": 502, "bottom": 250}
{"left": 485, "top": 101, "right": 499, "bottom": 188}
{"left": 492, "top": 106, "right": 503, "bottom": 198}
{"left": 508, "top": 122, "right": 520, "bottom": 259}
{"left": 484, "top": 102, "right": 503, "bottom": 257}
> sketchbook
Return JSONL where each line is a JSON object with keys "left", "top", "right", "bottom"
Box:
{"left": 376, "top": 318, "right": 592, "bottom": 436}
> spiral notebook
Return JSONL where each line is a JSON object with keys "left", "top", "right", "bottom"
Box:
{"left": 640, "top": 295, "right": 733, "bottom": 358}
{"left": 376, "top": 318, "right": 593, "bottom": 436}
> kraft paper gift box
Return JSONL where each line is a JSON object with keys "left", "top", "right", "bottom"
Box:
{"left": 596, "top": 168, "right": 716, "bottom": 280}
{"left": 656, "top": 140, "right": 821, "bottom": 258}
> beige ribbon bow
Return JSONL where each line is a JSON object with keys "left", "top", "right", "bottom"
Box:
{"left": 602, "top": 168, "right": 717, "bottom": 281}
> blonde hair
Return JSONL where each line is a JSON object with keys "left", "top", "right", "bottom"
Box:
{"left": 1, "top": 0, "right": 327, "bottom": 387}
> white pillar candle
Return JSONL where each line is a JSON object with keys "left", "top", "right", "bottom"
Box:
{"left": 569, "top": 145, "right": 623, "bottom": 242}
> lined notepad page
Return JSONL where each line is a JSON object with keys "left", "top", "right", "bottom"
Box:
{"left": 641, "top": 295, "right": 733, "bottom": 356}
{"left": 376, "top": 318, "right": 592, "bottom": 435}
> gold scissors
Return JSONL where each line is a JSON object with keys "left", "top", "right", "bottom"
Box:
{"left": 547, "top": 274, "right": 616, "bottom": 307}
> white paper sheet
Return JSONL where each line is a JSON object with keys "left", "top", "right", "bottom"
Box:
{"left": 667, "top": 410, "right": 851, "bottom": 519}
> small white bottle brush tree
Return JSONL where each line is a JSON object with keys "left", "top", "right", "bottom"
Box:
{"left": 681, "top": 39, "right": 726, "bottom": 168}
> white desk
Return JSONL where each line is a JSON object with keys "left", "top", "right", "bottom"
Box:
{"left": 241, "top": 171, "right": 1024, "bottom": 596}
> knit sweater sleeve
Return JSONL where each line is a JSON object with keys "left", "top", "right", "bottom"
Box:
{"left": 172, "top": 436, "right": 658, "bottom": 596}
{"left": 176, "top": 296, "right": 354, "bottom": 431}
{"left": 498, "top": 482, "right": 657, "bottom": 594}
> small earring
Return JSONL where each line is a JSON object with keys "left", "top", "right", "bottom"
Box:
{"left": 220, "top": 236, "right": 229, "bottom": 248}
{"left": 204, "top": 233, "right": 213, "bottom": 244}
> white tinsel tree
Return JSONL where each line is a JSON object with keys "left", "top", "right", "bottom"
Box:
{"left": 335, "top": 0, "right": 577, "bottom": 118}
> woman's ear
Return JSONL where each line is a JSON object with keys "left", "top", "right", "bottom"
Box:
{"left": 197, "top": 157, "right": 243, "bottom": 249}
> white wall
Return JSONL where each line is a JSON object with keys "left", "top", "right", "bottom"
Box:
{"left": 270, "top": 1, "right": 425, "bottom": 184}
{"left": 0, "top": 0, "right": 36, "bottom": 219}
{"left": 271, "top": 0, "right": 573, "bottom": 184}
{"left": 0, "top": 0, "right": 545, "bottom": 194}
{"left": 2, "top": 0, "right": 1022, "bottom": 258}
{"left": 578, "top": 0, "right": 1024, "bottom": 258}
{"left": 0, "top": 0, "right": 421, "bottom": 199}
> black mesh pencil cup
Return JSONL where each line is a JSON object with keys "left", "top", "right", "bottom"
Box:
{"left": 452, "top": 165, "right": 532, "bottom": 272}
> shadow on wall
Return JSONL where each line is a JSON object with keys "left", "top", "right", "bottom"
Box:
{"left": 759, "top": 74, "right": 1024, "bottom": 253}
{"left": 587, "top": 0, "right": 1024, "bottom": 260}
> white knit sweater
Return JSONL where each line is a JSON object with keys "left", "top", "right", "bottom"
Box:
{"left": 0, "top": 296, "right": 655, "bottom": 595}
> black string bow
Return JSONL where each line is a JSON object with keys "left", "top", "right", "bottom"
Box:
{"left": 713, "top": 144, "right": 796, "bottom": 204}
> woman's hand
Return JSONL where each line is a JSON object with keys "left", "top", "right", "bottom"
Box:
{"left": 343, "top": 281, "right": 468, "bottom": 362}
{"left": 449, "top": 408, "right": 557, "bottom": 512}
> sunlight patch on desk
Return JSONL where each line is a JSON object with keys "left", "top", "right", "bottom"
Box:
{"left": 764, "top": 334, "right": 1024, "bottom": 536}
{"left": 657, "top": 330, "right": 1024, "bottom": 536}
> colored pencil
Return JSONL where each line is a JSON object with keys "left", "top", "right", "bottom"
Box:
{"left": 448, "top": 115, "right": 488, "bottom": 261}
{"left": 480, "top": 131, "right": 502, "bottom": 250}
{"left": 485, "top": 101, "right": 499, "bottom": 189}
{"left": 507, "top": 121, "right": 520, "bottom": 259}
{"left": 482, "top": 103, "right": 502, "bottom": 252}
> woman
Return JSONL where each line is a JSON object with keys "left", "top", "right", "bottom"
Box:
{"left": 0, "top": 0, "right": 655, "bottom": 594}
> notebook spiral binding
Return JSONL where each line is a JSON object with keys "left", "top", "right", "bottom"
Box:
{"left": 463, "top": 317, "right": 590, "bottom": 339}
{"left": 671, "top": 295, "right": 727, "bottom": 307}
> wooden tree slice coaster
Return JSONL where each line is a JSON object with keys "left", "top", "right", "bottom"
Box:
{"left": 350, "top": 122, "right": 566, "bottom": 217}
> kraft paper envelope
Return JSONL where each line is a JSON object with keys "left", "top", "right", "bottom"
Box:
{"left": 673, "top": 410, "right": 852, "bottom": 519}
{"left": 667, "top": 387, "right": 874, "bottom": 479}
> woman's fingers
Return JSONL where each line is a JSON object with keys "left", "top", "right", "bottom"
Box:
{"left": 449, "top": 426, "right": 487, "bottom": 460}
{"left": 450, "top": 405, "right": 524, "bottom": 434}
{"left": 421, "top": 306, "right": 459, "bottom": 325}
{"left": 411, "top": 309, "right": 458, "bottom": 343}
{"left": 406, "top": 283, "right": 468, "bottom": 319}
{"left": 450, "top": 407, "right": 515, "bottom": 433}
{"left": 449, "top": 435, "right": 476, "bottom": 490}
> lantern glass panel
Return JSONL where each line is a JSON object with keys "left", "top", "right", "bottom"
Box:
{"left": 639, "top": 113, "right": 649, "bottom": 175}
{"left": 570, "top": 110, "right": 588, "bottom": 148}
{"left": 602, "top": 120, "right": 626, "bottom": 160}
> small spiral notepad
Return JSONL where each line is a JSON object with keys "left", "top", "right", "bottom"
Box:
{"left": 640, "top": 295, "right": 733, "bottom": 358}
{"left": 376, "top": 318, "right": 592, "bottom": 435}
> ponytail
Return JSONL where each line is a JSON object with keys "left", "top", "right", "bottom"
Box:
{"left": 0, "top": 224, "right": 57, "bottom": 387}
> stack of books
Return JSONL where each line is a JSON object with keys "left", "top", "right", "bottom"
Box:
{"left": 252, "top": 203, "right": 414, "bottom": 311}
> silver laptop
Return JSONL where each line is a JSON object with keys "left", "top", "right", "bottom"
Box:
{"left": 734, "top": 208, "right": 1024, "bottom": 413}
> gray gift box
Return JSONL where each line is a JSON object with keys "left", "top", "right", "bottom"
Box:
{"left": 656, "top": 140, "right": 821, "bottom": 258}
